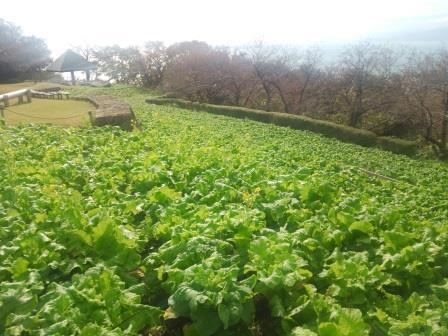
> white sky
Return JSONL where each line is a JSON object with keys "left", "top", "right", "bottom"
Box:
{"left": 3, "top": 0, "right": 448, "bottom": 56}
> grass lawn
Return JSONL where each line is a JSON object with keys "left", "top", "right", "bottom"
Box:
{"left": 0, "top": 82, "right": 71, "bottom": 106}
{"left": 3, "top": 99, "right": 94, "bottom": 127}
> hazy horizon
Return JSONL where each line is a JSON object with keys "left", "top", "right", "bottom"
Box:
{"left": 3, "top": 0, "right": 448, "bottom": 56}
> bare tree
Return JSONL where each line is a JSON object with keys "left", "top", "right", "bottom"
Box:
{"left": 164, "top": 42, "right": 230, "bottom": 102}
{"left": 216, "top": 51, "right": 256, "bottom": 106}
{"left": 307, "top": 66, "right": 340, "bottom": 119}
{"left": 244, "top": 42, "right": 280, "bottom": 111}
{"left": 243, "top": 43, "right": 324, "bottom": 114}
{"left": 296, "top": 46, "right": 322, "bottom": 113}
{"left": 93, "top": 45, "right": 141, "bottom": 84}
{"left": 266, "top": 58, "right": 297, "bottom": 113}
{"left": 337, "top": 42, "right": 399, "bottom": 127}
{"left": 404, "top": 48, "right": 448, "bottom": 158}
{"left": 140, "top": 41, "right": 169, "bottom": 88}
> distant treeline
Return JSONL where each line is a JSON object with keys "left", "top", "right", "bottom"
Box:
{"left": 87, "top": 41, "right": 448, "bottom": 159}
{"left": 0, "top": 19, "right": 51, "bottom": 82}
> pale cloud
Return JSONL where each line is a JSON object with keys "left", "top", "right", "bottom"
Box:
{"left": 2, "top": 0, "right": 448, "bottom": 56}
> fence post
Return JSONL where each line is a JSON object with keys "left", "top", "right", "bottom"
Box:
{"left": 18, "top": 95, "right": 24, "bottom": 104}
{"left": 26, "top": 89, "right": 32, "bottom": 103}
{"left": 88, "top": 111, "right": 94, "bottom": 125}
{"left": 3, "top": 95, "right": 9, "bottom": 107}
{"left": 0, "top": 106, "right": 5, "bottom": 126}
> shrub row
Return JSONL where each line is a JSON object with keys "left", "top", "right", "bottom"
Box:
{"left": 146, "top": 98, "right": 418, "bottom": 156}
{"left": 376, "top": 136, "right": 418, "bottom": 156}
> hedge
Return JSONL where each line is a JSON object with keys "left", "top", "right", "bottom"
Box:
{"left": 146, "top": 98, "right": 418, "bottom": 156}
{"left": 377, "top": 136, "right": 418, "bottom": 156}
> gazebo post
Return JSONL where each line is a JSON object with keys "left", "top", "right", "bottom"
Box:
{"left": 70, "top": 71, "right": 76, "bottom": 85}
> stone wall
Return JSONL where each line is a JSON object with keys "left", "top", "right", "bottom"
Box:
{"left": 75, "top": 95, "right": 137, "bottom": 131}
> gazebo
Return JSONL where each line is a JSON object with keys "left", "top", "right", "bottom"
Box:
{"left": 46, "top": 49, "right": 97, "bottom": 85}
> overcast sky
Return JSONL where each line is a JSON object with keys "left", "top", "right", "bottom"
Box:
{"left": 3, "top": 0, "right": 448, "bottom": 56}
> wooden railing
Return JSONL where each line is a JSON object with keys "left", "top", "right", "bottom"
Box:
{"left": 0, "top": 89, "right": 32, "bottom": 107}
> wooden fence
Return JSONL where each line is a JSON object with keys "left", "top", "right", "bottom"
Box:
{"left": 0, "top": 89, "right": 32, "bottom": 107}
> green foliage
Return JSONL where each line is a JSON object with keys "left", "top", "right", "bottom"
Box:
{"left": 1, "top": 85, "right": 447, "bottom": 335}
{"left": 146, "top": 98, "right": 406, "bottom": 152}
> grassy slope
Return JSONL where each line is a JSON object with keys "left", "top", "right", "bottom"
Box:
{"left": 0, "top": 85, "right": 447, "bottom": 335}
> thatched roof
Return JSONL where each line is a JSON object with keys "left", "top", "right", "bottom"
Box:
{"left": 46, "top": 49, "right": 97, "bottom": 72}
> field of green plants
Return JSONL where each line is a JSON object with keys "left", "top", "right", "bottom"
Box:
{"left": 1, "top": 86, "right": 447, "bottom": 336}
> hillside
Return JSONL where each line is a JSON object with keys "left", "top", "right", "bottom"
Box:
{"left": 1, "top": 85, "right": 447, "bottom": 335}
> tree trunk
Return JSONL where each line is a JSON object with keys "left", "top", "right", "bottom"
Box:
{"left": 271, "top": 81, "right": 290, "bottom": 113}
{"left": 349, "top": 92, "right": 364, "bottom": 127}
{"left": 440, "top": 92, "right": 448, "bottom": 159}
{"left": 260, "top": 81, "right": 273, "bottom": 111}
{"left": 243, "top": 85, "right": 257, "bottom": 107}
{"left": 297, "top": 75, "right": 311, "bottom": 113}
{"left": 349, "top": 109, "right": 361, "bottom": 127}
{"left": 254, "top": 66, "right": 273, "bottom": 111}
{"left": 70, "top": 71, "right": 76, "bottom": 85}
{"left": 231, "top": 81, "right": 242, "bottom": 105}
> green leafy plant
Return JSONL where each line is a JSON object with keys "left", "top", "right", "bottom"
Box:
{"left": 0, "top": 85, "right": 447, "bottom": 335}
